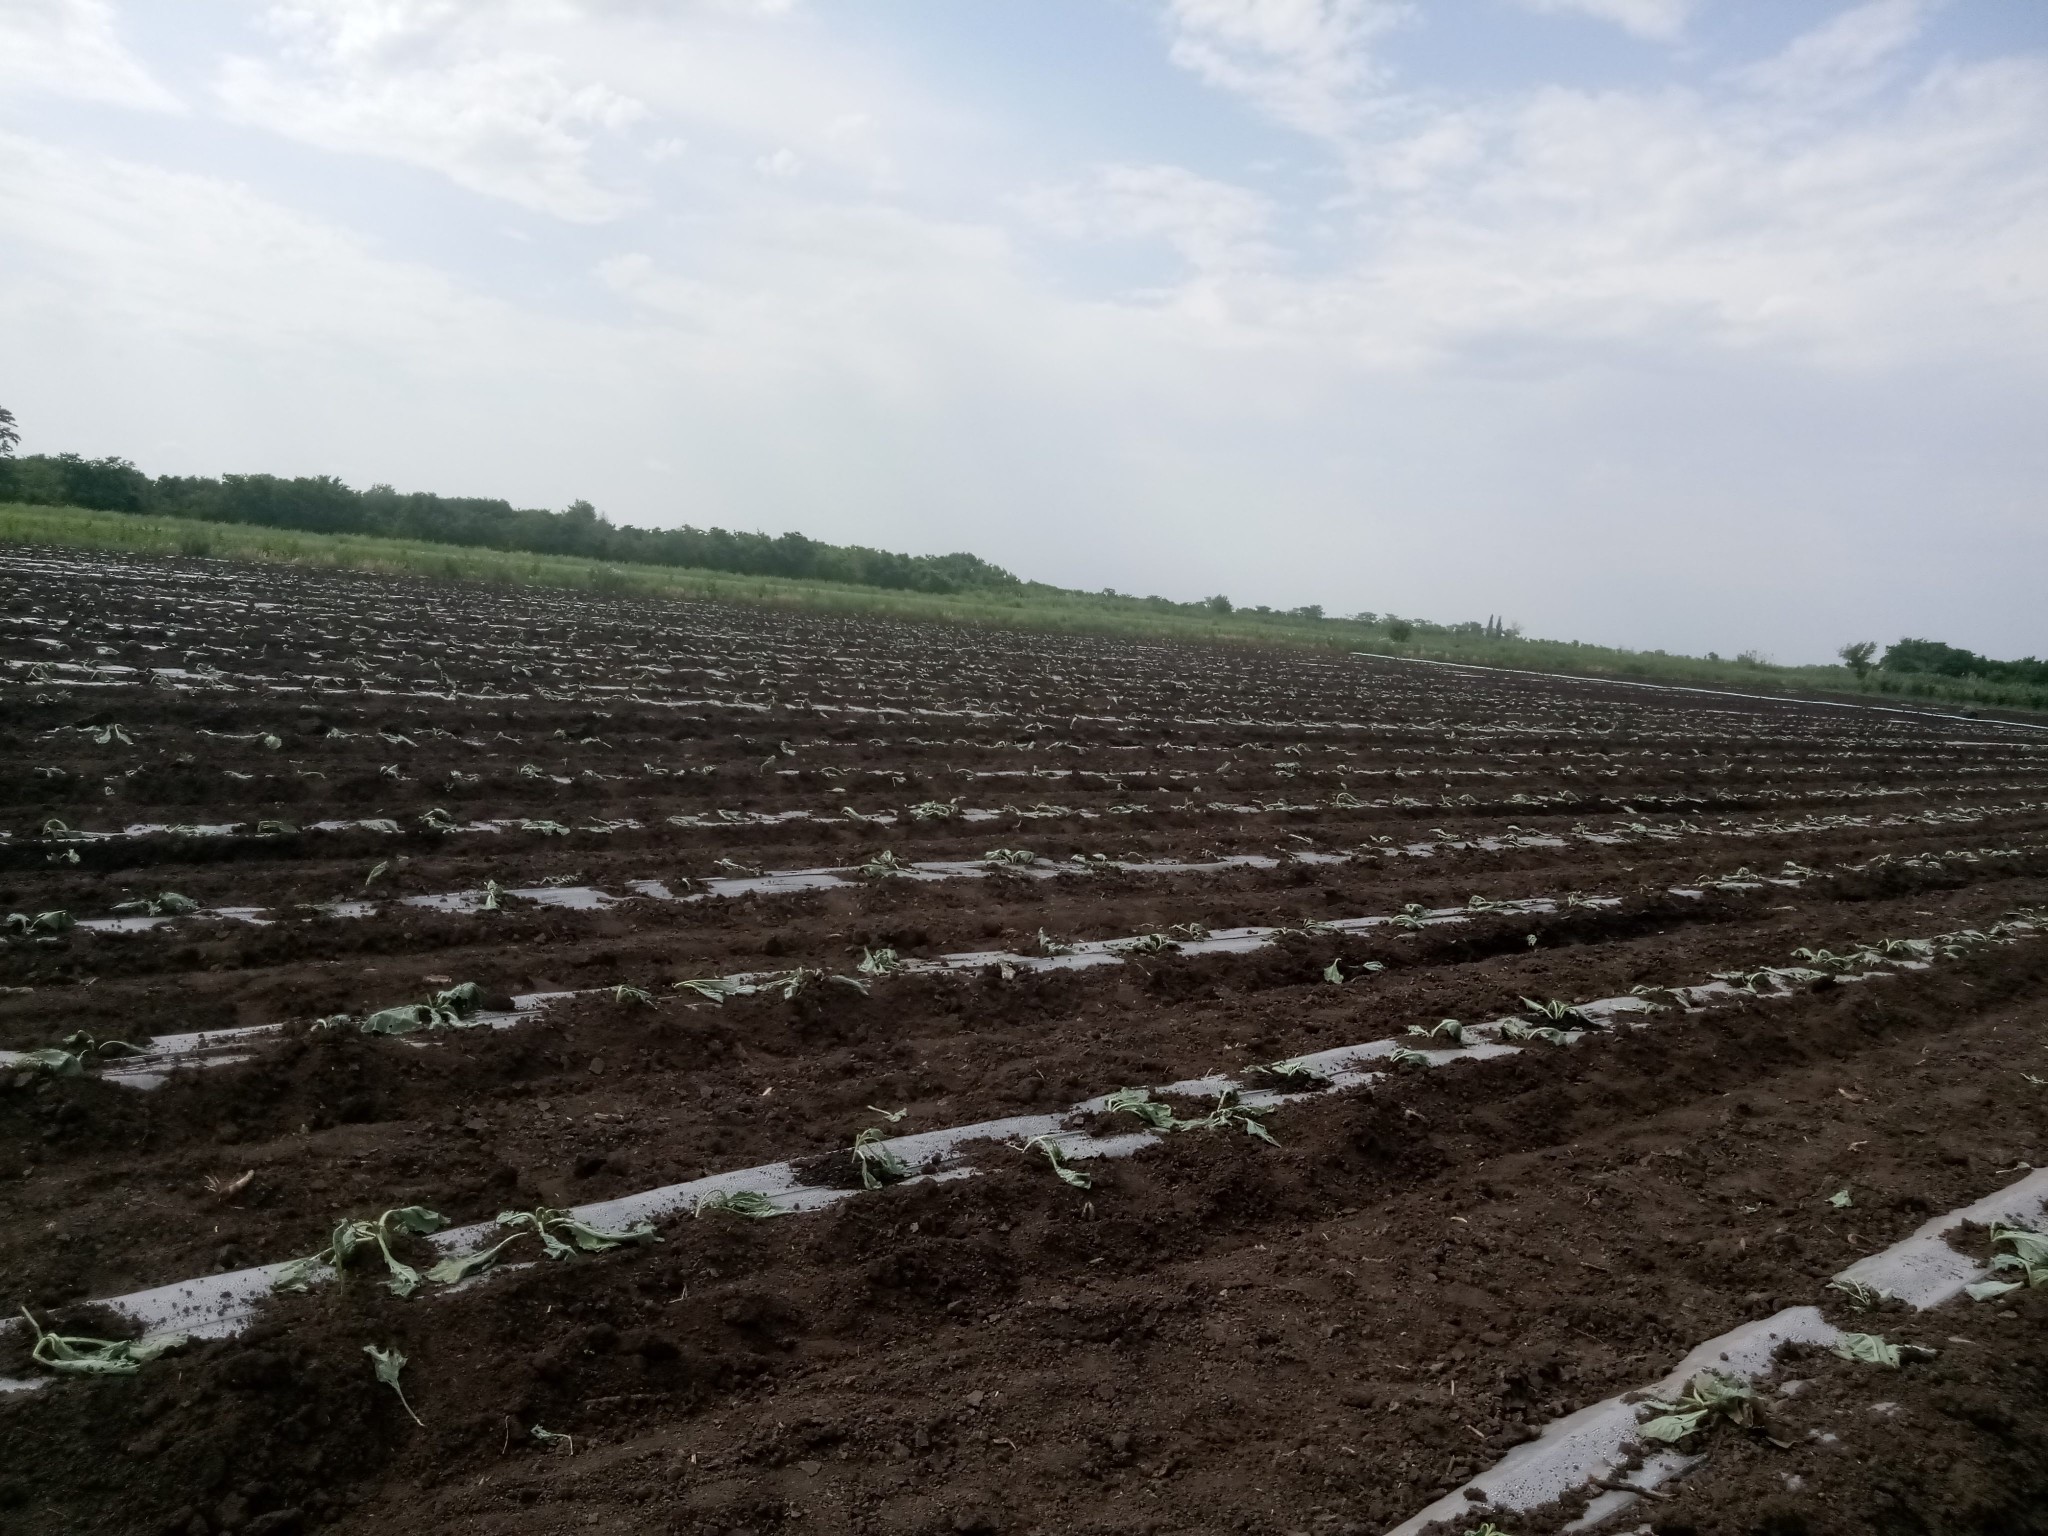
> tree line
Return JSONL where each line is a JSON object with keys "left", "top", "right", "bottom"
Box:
{"left": 0, "top": 447, "right": 1021, "bottom": 597}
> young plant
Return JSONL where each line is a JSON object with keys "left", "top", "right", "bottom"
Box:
{"left": 1966, "top": 1222, "right": 2048, "bottom": 1299}
{"left": 16, "top": 1032, "right": 145, "bottom": 1077}
{"left": 611, "top": 984, "right": 655, "bottom": 1005}
{"left": 1497, "top": 1020, "right": 1570, "bottom": 1045}
{"left": 983, "top": 848, "right": 1038, "bottom": 866}
{"left": 1521, "top": 997, "right": 1583, "bottom": 1024}
{"left": 1019, "top": 1134, "right": 1091, "bottom": 1189}
{"left": 852, "top": 1125, "right": 912, "bottom": 1189}
{"left": 501, "top": 1206, "right": 659, "bottom": 1258}
{"left": 19, "top": 1307, "right": 187, "bottom": 1375}
{"left": 673, "top": 976, "right": 747, "bottom": 1003}
{"left": 112, "top": 892, "right": 200, "bottom": 917}
{"left": 857, "top": 946, "right": 903, "bottom": 976}
{"left": 4, "top": 911, "right": 73, "bottom": 937}
{"left": 1037, "top": 929, "right": 1077, "bottom": 956}
{"left": 276, "top": 1207, "right": 451, "bottom": 1297}
{"left": 1830, "top": 1333, "right": 1934, "bottom": 1369}
{"left": 860, "top": 850, "right": 910, "bottom": 878}
{"left": 1103, "top": 1087, "right": 1178, "bottom": 1132}
{"left": 1637, "top": 1370, "right": 1758, "bottom": 1443}
{"left": 1406, "top": 1019, "right": 1467, "bottom": 1046}
{"left": 358, "top": 982, "right": 487, "bottom": 1036}
{"left": 1389, "top": 1047, "right": 1432, "bottom": 1068}
{"left": 691, "top": 1189, "right": 784, "bottom": 1220}
{"left": 363, "top": 1344, "right": 423, "bottom": 1426}
{"left": 1191, "top": 1088, "right": 1277, "bottom": 1144}
{"left": 1252, "top": 1057, "right": 1321, "bottom": 1085}
{"left": 530, "top": 1424, "right": 575, "bottom": 1455}
{"left": 1111, "top": 932, "right": 1179, "bottom": 956}
{"left": 908, "top": 798, "right": 961, "bottom": 822}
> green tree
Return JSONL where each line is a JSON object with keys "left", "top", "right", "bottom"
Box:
{"left": 1838, "top": 640, "right": 1877, "bottom": 678}
{"left": 0, "top": 406, "right": 17, "bottom": 457}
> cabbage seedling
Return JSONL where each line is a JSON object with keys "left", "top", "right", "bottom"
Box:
{"left": 1019, "top": 1134, "right": 1091, "bottom": 1188}
{"left": 1830, "top": 1333, "right": 1933, "bottom": 1369}
{"left": 1037, "top": 930, "right": 1077, "bottom": 956}
{"left": 1104, "top": 1087, "right": 1177, "bottom": 1132}
{"left": 1111, "top": 933, "right": 1179, "bottom": 956}
{"left": 673, "top": 977, "right": 747, "bottom": 1003}
{"left": 357, "top": 982, "right": 487, "bottom": 1036}
{"left": 1637, "top": 1370, "right": 1757, "bottom": 1443}
{"left": 1825, "top": 1278, "right": 1889, "bottom": 1311}
{"left": 112, "top": 892, "right": 199, "bottom": 917}
{"left": 4, "top": 911, "right": 73, "bottom": 937}
{"left": 1389, "top": 1047, "right": 1432, "bottom": 1068}
{"left": 277, "top": 1206, "right": 451, "bottom": 1297}
{"left": 530, "top": 1424, "right": 574, "bottom": 1454}
{"left": 692, "top": 1190, "right": 783, "bottom": 1219}
{"left": 852, "top": 1126, "right": 912, "bottom": 1189}
{"left": 860, "top": 851, "right": 910, "bottom": 878}
{"left": 19, "top": 1307, "right": 187, "bottom": 1375}
{"left": 1967, "top": 1221, "right": 2048, "bottom": 1299}
{"left": 612, "top": 984, "right": 655, "bottom": 1005}
{"left": 983, "top": 848, "right": 1038, "bottom": 866}
{"left": 857, "top": 947, "right": 903, "bottom": 976}
{"left": 495, "top": 1206, "right": 659, "bottom": 1258}
{"left": 16, "top": 1032, "right": 145, "bottom": 1077}
{"left": 363, "top": 1344, "right": 423, "bottom": 1426}
{"left": 908, "top": 799, "right": 961, "bottom": 821}
{"left": 1253, "top": 1058, "right": 1320, "bottom": 1084}
{"left": 1407, "top": 1019, "right": 1467, "bottom": 1046}
{"left": 1190, "top": 1088, "right": 1277, "bottom": 1144}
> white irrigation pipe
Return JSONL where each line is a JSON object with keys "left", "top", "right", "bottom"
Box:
{"left": 5, "top": 920, "right": 2037, "bottom": 1394}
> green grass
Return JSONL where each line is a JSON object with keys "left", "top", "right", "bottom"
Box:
{"left": 4, "top": 500, "right": 2044, "bottom": 718}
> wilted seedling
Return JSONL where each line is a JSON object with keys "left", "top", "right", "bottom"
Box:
{"left": 1389, "top": 1047, "right": 1433, "bottom": 1068}
{"left": 1406, "top": 1019, "right": 1467, "bottom": 1046}
{"left": 276, "top": 1206, "right": 451, "bottom": 1297}
{"left": 852, "top": 1126, "right": 912, "bottom": 1190}
{"left": 364, "top": 1344, "right": 423, "bottom": 1426}
{"left": 16, "top": 1031, "right": 145, "bottom": 1077}
{"left": 1190, "top": 1088, "right": 1278, "bottom": 1144}
{"left": 1825, "top": 1277, "right": 1890, "bottom": 1312}
{"left": 1828, "top": 1189, "right": 1854, "bottom": 1209}
{"left": 530, "top": 1424, "right": 575, "bottom": 1455}
{"left": 860, "top": 850, "right": 910, "bottom": 879}
{"left": 907, "top": 798, "right": 961, "bottom": 822}
{"left": 357, "top": 981, "right": 487, "bottom": 1036}
{"left": 1830, "top": 1332, "right": 1934, "bottom": 1369}
{"left": 364, "top": 860, "right": 390, "bottom": 889}
{"left": 1966, "top": 1221, "right": 2048, "bottom": 1299}
{"left": 112, "top": 892, "right": 200, "bottom": 917}
{"left": 673, "top": 976, "right": 747, "bottom": 1004}
{"left": 1521, "top": 997, "right": 1582, "bottom": 1024}
{"left": 1019, "top": 1134, "right": 1091, "bottom": 1189}
{"left": 1037, "top": 929, "right": 1077, "bottom": 957}
{"left": 420, "top": 807, "right": 459, "bottom": 832}
{"left": 611, "top": 984, "right": 655, "bottom": 1005}
{"left": 1498, "top": 1020, "right": 1570, "bottom": 1045}
{"left": 1111, "top": 932, "right": 1179, "bottom": 956}
{"left": 983, "top": 848, "right": 1038, "bottom": 866}
{"left": 1252, "top": 1057, "right": 1321, "bottom": 1085}
{"left": 4, "top": 911, "right": 73, "bottom": 937}
{"left": 19, "top": 1307, "right": 188, "bottom": 1376}
{"left": 691, "top": 1189, "right": 783, "bottom": 1220}
{"left": 1103, "top": 1087, "right": 1177, "bottom": 1132}
{"left": 205, "top": 1169, "right": 256, "bottom": 1199}
{"left": 1637, "top": 1370, "right": 1758, "bottom": 1443}
{"left": 481, "top": 880, "right": 504, "bottom": 912}
{"left": 1322, "top": 958, "right": 1345, "bottom": 984}
{"left": 858, "top": 946, "right": 903, "bottom": 977}
{"left": 495, "top": 1206, "right": 660, "bottom": 1259}
{"left": 1390, "top": 904, "right": 1432, "bottom": 931}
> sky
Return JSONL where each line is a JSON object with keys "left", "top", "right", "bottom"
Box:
{"left": 1, "top": 1, "right": 2044, "bottom": 664}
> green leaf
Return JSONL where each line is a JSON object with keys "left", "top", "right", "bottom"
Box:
{"left": 1322, "top": 959, "right": 1345, "bottom": 984}
{"left": 1966, "top": 1278, "right": 2022, "bottom": 1302}
{"left": 363, "top": 1344, "right": 423, "bottom": 1426}
{"left": 1638, "top": 1408, "right": 1710, "bottom": 1443}
{"left": 1828, "top": 1189, "right": 1854, "bottom": 1209}
{"left": 691, "top": 1189, "right": 784, "bottom": 1219}
{"left": 424, "top": 1234, "right": 524, "bottom": 1285}
{"left": 1831, "top": 1332, "right": 1903, "bottom": 1368}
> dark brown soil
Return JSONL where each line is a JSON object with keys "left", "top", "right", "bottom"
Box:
{"left": 3, "top": 546, "right": 2048, "bottom": 1536}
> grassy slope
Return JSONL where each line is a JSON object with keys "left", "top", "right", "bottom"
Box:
{"left": 4, "top": 500, "right": 2043, "bottom": 718}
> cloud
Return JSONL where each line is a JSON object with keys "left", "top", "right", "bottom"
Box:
{"left": 1160, "top": 0, "right": 1410, "bottom": 136}
{"left": 1019, "top": 163, "right": 1275, "bottom": 277}
{"left": 0, "top": 0, "right": 181, "bottom": 111}
{"left": 215, "top": 0, "right": 646, "bottom": 222}
{"left": 1507, "top": 0, "right": 1695, "bottom": 42}
{"left": 1737, "top": 0, "right": 1932, "bottom": 104}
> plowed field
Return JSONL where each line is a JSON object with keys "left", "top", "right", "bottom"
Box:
{"left": 4, "top": 547, "right": 2047, "bottom": 1536}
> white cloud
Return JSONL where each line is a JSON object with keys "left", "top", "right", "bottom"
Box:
{"left": 1160, "top": 0, "right": 1410, "bottom": 136}
{"left": 1508, "top": 0, "right": 1695, "bottom": 43}
{"left": 215, "top": 0, "right": 646, "bottom": 222}
{"left": 1019, "top": 163, "right": 1275, "bottom": 277}
{"left": 1737, "top": 0, "right": 1931, "bottom": 104}
{"left": 0, "top": 0, "right": 181, "bottom": 111}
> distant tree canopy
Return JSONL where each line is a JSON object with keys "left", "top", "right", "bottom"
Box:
{"left": 1881, "top": 637, "right": 2048, "bottom": 689}
{"left": 0, "top": 407, "right": 18, "bottom": 458}
{"left": 0, "top": 452, "right": 1022, "bottom": 597}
